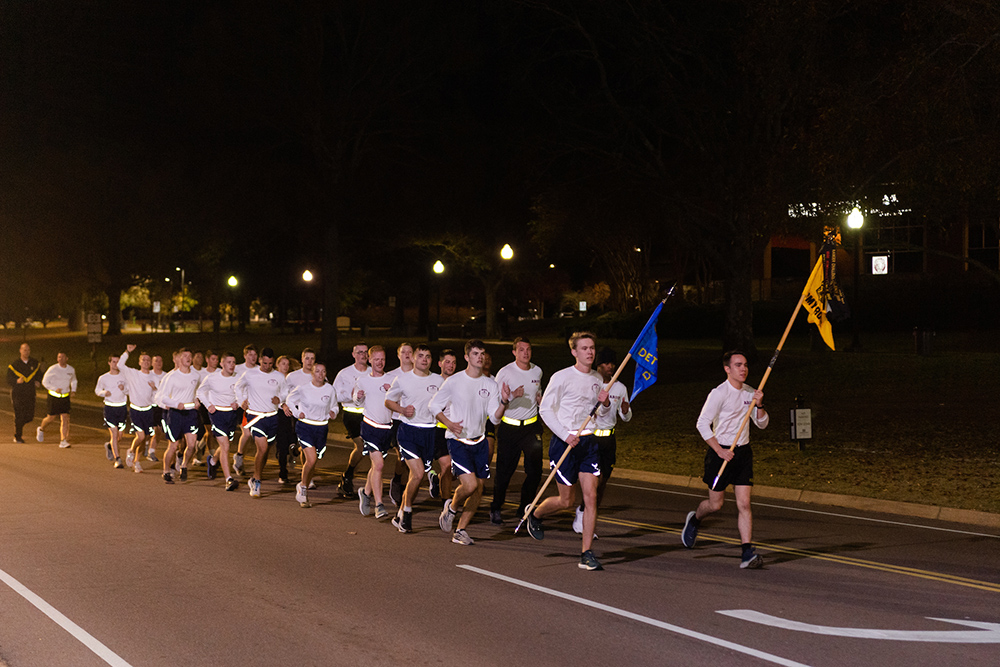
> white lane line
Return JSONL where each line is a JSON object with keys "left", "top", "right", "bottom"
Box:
{"left": 0, "top": 567, "right": 133, "bottom": 667}
{"left": 610, "top": 482, "right": 1000, "bottom": 539}
{"left": 458, "top": 564, "right": 812, "bottom": 667}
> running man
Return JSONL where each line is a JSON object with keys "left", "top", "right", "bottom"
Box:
{"left": 332, "top": 342, "right": 369, "bottom": 497}
{"left": 95, "top": 354, "right": 129, "bottom": 469}
{"left": 429, "top": 340, "right": 508, "bottom": 546}
{"left": 8, "top": 343, "right": 41, "bottom": 443}
{"left": 154, "top": 348, "right": 202, "bottom": 483}
{"left": 118, "top": 345, "right": 159, "bottom": 473}
{"left": 681, "top": 350, "right": 768, "bottom": 569}
{"left": 353, "top": 345, "right": 394, "bottom": 520}
{"left": 147, "top": 353, "right": 166, "bottom": 462}
{"left": 196, "top": 351, "right": 241, "bottom": 490}
{"left": 232, "top": 344, "right": 258, "bottom": 475}
{"left": 526, "top": 331, "right": 609, "bottom": 571}
{"left": 384, "top": 344, "right": 441, "bottom": 533}
{"left": 234, "top": 347, "right": 287, "bottom": 498}
{"left": 284, "top": 362, "right": 339, "bottom": 508}
{"left": 490, "top": 337, "right": 543, "bottom": 525}
{"left": 38, "top": 352, "right": 77, "bottom": 448}
{"left": 386, "top": 341, "right": 414, "bottom": 507}
{"left": 430, "top": 349, "right": 458, "bottom": 501}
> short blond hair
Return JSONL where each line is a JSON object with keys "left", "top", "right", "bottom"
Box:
{"left": 568, "top": 331, "right": 596, "bottom": 350}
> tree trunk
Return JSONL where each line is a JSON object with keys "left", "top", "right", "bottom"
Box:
{"left": 722, "top": 237, "right": 757, "bottom": 359}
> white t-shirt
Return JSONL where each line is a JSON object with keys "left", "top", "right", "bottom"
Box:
{"left": 385, "top": 371, "right": 442, "bottom": 427}
{"left": 539, "top": 365, "right": 604, "bottom": 442}
{"left": 494, "top": 361, "right": 542, "bottom": 421}
{"left": 427, "top": 370, "right": 501, "bottom": 443}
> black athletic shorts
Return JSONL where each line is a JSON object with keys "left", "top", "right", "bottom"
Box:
{"left": 47, "top": 395, "right": 71, "bottom": 415}
{"left": 595, "top": 432, "right": 617, "bottom": 473}
{"left": 702, "top": 444, "right": 753, "bottom": 489}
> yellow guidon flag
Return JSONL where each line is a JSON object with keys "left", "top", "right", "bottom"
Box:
{"left": 801, "top": 257, "right": 836, "bottom": 350}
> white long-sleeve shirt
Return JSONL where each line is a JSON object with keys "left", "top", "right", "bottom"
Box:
{"left": 539, "top": 365, "right": 605, "bottom": 442}
{"left": 427, "top": 370, "right": 501, "bottom": 444}
{"left": 696, "top": 380, "right": 768, "bottom": 447}
{"left": 334, "top": 363, "right": 368, "bottom": 411}
{"left": 284, "top": 368, "right": 313, "bottom": 392}
{"left": 196, "top": 371, "right": 240, "bottom": 410}
{"left": 385, "top": 371, "right": 442, "bottom": 427}
{"left": 595, "top": 380, "right": 632, "bottom": 430}
{"left": 234, "top": 367, "right": 287, "bottom": 414}
{"left": 154, "top": 368, "right": 201, "bottom": 410}
{"left": 118, "top": 350, "right": 157, "bottom": 408}
{"left": 353, "top": 372, "right": 394, "bottom": 425}
{"left": 286, "top": 382, "right": 339, "bottom": 424}
{"left": 494, "top": 361, "right": 542, "bottom": 421}
{"left": 95, "top": 372, "right": 128, "bottom": 406}
{"left": 42, "top": 364, "right": 77, "bottom": 397}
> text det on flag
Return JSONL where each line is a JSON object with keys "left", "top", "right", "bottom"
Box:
{"left": 628, "top": 301, "right": 664, "bottom": 401}
{"left": 801, "top": 257, "right": 836, "bottom": 350}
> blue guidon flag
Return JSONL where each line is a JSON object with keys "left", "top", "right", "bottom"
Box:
{"left": 628, "top": 300, "right": 664, "bottom": 401}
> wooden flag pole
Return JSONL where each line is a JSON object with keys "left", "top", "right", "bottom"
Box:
{"left": 513, "top": 352, "right": 633, "bottom": 534}
{"left": 710, "top": 290, "right": 809, "bottom": 490}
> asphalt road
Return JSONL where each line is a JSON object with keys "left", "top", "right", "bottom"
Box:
{"left": 1, "top": 400, "right": 998, "bottom": 667}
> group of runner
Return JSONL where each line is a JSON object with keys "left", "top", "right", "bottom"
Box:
{"left": 12, "top": 333, "right": 768, "bottom": 571}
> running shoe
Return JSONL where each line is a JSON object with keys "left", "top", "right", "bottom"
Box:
{"left": 451, "top": 529, "right": 474, "bottom": 546}
{"left": 146, "top": 451, "right": 158, "bottom": 462}
{"left": 191, "top": 458, "right": 203, "bottom": 466}
{"left": 438, "top": 499, "right": 455, "bottom": 533}
{"left": 179, "top": 467, "right": 188, "bottom": 482}
{"left": 36, "top": 427, "right": 44, "bottom": 443}
{"left": 133, "top": 460, "right": 143, "bottom": 473}
{"left": 337, "top": 476, "right": 355, "bottom": 498}
{"left": 572, "top": 506, "right": 584, "bottom": 534}
{"left": 295, "top": 482, "right": 310, "bottom": 508}
{"left": 113, "top": 457, "right": 124, "bottom": 469}
{"left": 391, "top": 512, "right": 409, "bottom": 533}
{"left": 681, "top": 511, "right": 699, "bottom": 548}
{"left": 206, "top": 457, "right": 217, "bottom": 479}
{"left": 402, "top": 510, "right": 412, "bottom": 533}
{"left": 277, "top": 477, "right": 289, "bottom": 486}
{"left": 740, "top": 548, "right": 763, "bottom": 570}
{"left": 428, "top": 470, "right": 440, "bottom": 499}
{"left": 225, "top": 477, "right": 239, "bottom": 492}
{"left": 248, "top": 478, "right": 261, "bottom": 498}
{"left": 579, "top": 550, "right": 604, "bottom": 571}
{"left": 105, "top": 442, "right": 114, "bottom": 460}
{"left": 59, "top": 440, "right": 71, "bottom": 448}
{"left": 389, "top": 476, "right": 403, "bottom": 507}
{"left": 163, "top": 472, "right": 173, "bottom": 484}
{"left": 125, "top": 451, "right": 134, "bottom": 468}
{"left": 358, "top": 488, "right": 372, "bottom": 516}
{"left": 526, "top": 513, "right": 544, "bottom": 541}
{"left": 307, "top": 481, "right": 317, "bottom": 490}
{"left": 233, "top": 453, "right": 244, "bottom": 475}
{"left": 489, "top": 509, "right": 504, "bottom": 526}
{"left": 374, "top": 503, "right": 389, "bottom": 520}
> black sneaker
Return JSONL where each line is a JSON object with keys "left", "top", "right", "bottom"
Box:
{"left": 338, "top": 475, "right": 355, "bottom": 498}
{"left": 740, "top": 548, "right": 763, "bottom": 569}
{"left": 392, "top": 510, "right": 413, "bottom": 534}
{"left": 526, "top": 513, "right": 544, "bottom": 541}
{"left": 681, "top": 511, "right": 699, "bottom": 548}
{"left": 389, "top": 476, "right": 403, "bottom": 507}
{"left": 225, "top": 477, "right": 239, "bottom": 492}
{"left": 163, "top": 472, "right": 174, "bottom": 484}
{"left": 206, "top": 457, "right": 217, "bottom": 479}
{"left": 105, "top": 442, "right": 114, "bottom": 460}
{"left": 579, "top": 550, "right": 604, "bottom": 571}
{"left": 179, "top": 467, "right": 188, "bottom": 482}
{"left": 113, "top": 457, "right": 124, "bottom": 469}
{"left": 428, "top": 470, "right": 440, "bottom": 499}
{"left": 489, "top": 509, "right": 504, "bottom": 525}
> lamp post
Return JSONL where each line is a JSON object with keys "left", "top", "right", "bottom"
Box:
{"left": 432, "top": 260, "right": 445, "bottom": 324}
{"left": 226, "top": 275, "right": 238, "bottom": 332}
{"left": 847, "top": 207, "right": 865, "bottom": 350}
{"left": 301, "top": 269, "right": 315, "bottom": 331}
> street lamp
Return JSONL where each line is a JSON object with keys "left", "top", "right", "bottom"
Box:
{"left": 847, "top": 207, "right": 865, "bottom": 350}
{"left": 302, "top": 269, "right": 314, "bottom": 282}
{"left": 226, "top": 275, "right": 239, "bottom": 331}
{"left": 432, "top": 260, "right": 445, "bottom": 324}
{"left": 500, "top": 243, "right": 514, "bottom": 261}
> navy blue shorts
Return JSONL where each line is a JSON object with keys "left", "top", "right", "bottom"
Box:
{"left": 153, "top": 407, "right": 164, "bottom": 430}
{"left": 129, "top": 406, "right": 157, "bottom": 436}
{"left": 104, "top": 404, "right": 128, "bottom": 431}
{"left": 164, "top": 408, "right": 199, "bottom": 442}
{"left": 396, "top": 423, "right": 435, "bottom": 472}
{"left": 295, "top": 421, "right": 330, "bottom": 457}
{"left": 342, "top": 409, "right": 363, "bottom": 439}
{"left": 448, "top": 438, "right": 490, "bottom": 479}
{"left": 246, "top": 411, "right": 278, "bottom": 443}
{"left": 434, "top": 426, "right": 449, "bottom": 460}
{"left": 549, "top": 434, "right": 601, "bottom": 486}
{"left": 209, "top": 409, "right": 241, "bottom": 441}
{"left": 361, "top": 420, "right": 393, "bottom": 458}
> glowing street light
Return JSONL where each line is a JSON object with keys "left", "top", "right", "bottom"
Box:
{"left": 302, "top": 269, "right": 314, "bottom": 282}
{"left": 500, "top": 243, "right": 514, "bottom": 261}
{"left": 847, "top": 207, "right": 865, "bottom": 229}
{"left": 432, "top": 260, "right": 445, "bottom": 274}
{"left": 227, "top": 275, "right": 239, "bottom": 288}
{"left": 847, "top": 207, "right": 865, "bottom": 350}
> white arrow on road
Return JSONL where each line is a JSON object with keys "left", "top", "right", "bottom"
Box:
{"left": 719, "top": 610, "right": 1000, "bottom": 643}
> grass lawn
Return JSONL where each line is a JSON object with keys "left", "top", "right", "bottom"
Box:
{"left": 5, "top": 323, "right": 999, "bottom": 513}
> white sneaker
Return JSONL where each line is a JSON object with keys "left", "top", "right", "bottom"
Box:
{"left": 573, "top": 506, "right": 584, "bottom": 534}
{"left": 125, "top": 451, "right": 134, "bottom": 468}
{"left": 59, "top": 440, "right": 71, "bottom": 449}
{"left": 36, "top": 427, "right": 44, "bottom": 443}
{"left": 295, "top": 482, "right": 309, "bottom": 507}
{"left": 133, "top": 460, "right": 143, "bottom": 473}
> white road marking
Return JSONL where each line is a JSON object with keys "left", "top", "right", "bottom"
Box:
{"left": 458, "top": 565, "right": 812, "bottom": 667}
{"left": 718, "top": 610, "right": 1000, "bottom": 643}
{"left": 0, "top": 567, "right": 134, "bottom": 666}
{"left": 610, "top": 482, "right": 1000, "bottom": 539}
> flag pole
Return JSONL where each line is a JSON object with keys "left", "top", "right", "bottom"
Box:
{"left": 514, "top": 285, "right": 675, "bottom": 534}
{"left": 709, "top": 256, "right": 823, "bottom": 491}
